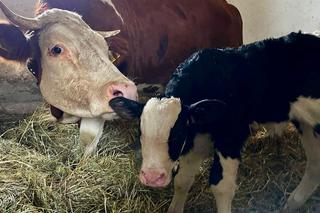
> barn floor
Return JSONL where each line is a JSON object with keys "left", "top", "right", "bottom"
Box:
{"left": 0, "top": 105, "right": 319, "bottom": 213}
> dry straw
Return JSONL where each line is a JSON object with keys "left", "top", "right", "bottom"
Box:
{"left": 0, "top": 105, "right": 319, "bottom": 212}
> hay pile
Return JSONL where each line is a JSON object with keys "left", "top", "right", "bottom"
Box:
{"left": 0, "top": 106, "right": 319, "bottom": 212}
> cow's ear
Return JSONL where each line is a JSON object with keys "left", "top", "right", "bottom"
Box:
{"left": 109, "top": 97, "right": 145, "bottom": 119}
{"left": 0, "top": 22, "right": 30, "bottom": 61}
{"left": 189, "top": 99, "right": 227, "bottom": 126}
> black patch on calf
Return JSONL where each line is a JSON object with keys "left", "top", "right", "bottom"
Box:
{"left": 109, "top": 97, "right": 145, "bottom": 119}
{"left": 168, "top": 105, "right": 193, "bottom": 161}
{"left": 164, "top": 32, "right": 320, "bottom": 168}
{"left": 157, "top": 34, "right": 168, "bottom": 62}
{"left": 209, "top": 151, "right": 223, "bottom": 185}
{"left": 291, "top": 119, "right": 303, "bottom": 134}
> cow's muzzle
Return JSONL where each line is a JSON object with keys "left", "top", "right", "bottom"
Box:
{"left": 106, "top": 82, "right": 138, "bottom": 102}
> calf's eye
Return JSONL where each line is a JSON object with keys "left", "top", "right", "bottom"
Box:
{"left": 50, "top": 45, "right": 64, "bottom": 56}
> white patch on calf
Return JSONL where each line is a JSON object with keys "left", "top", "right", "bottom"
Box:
{"left": 140, "top": 97, "right": 181, "bottom": 170}
{"left": 100, "top": 0, "right": 124, "bottom": 23}
{"left": 141, "top": 97, "right": 181, "bottom": 143}
{"left": 289, "top": 96, "right": 320, "bottom": 127}
{"left": 211, "top": 152, "right": 239, "bottom": 213}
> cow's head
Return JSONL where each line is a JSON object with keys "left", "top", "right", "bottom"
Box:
{"left": 109, "top": 97, "right": 226, "bottom": 188}
{"left": 0, "top": 1, "right": 137, "bottom": 118}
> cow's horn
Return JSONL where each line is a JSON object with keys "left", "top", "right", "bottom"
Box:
{"left": 96, "top": 30, "right": 121, "bottom": 38}
{"left": 0, "top": 0, "right": 39, "bottom": 29}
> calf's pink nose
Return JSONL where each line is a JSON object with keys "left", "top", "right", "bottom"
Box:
{"left": 140, "top": 169, "right": 167, "bottom": 188}
{"left": 106, "top": 82, "right": 138, "bottom": 101}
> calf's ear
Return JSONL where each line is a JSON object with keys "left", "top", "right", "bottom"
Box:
{"left": 109, "top": 97, "right": 145, "bottom": 119}
{"left": 189, "top": 99, "right": 227, "bottom": 126}
{"left": 0, "top": 22, "right": 30, "bottom": 61}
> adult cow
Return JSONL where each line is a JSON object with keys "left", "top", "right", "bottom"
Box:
{"left": 0, "top": 1, "right": 138, "bottom": 156}
{"left": 110, "top": 32, "right": 320, "bottom": 212}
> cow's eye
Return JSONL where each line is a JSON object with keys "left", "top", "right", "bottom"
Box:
{"left": 50, "top": 45, "right": 64, "bottom": 56}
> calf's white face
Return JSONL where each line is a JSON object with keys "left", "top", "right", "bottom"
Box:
{"left": 109, "top": 97, "right": 226, "bottom": 188}
{"left": 0, "top": 2, "right": 137, "bottom": 118}
{"left": 139, "top": 98, "right": 182, "bottom": 187}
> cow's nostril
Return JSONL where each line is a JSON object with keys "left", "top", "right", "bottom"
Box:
{"left": 113, "top": 90, "right": 124, "bottom": 97}
{"left": 158, "top": 173, "right": 165, "bottom": 179}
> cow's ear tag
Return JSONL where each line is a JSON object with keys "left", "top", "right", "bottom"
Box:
{"left": 96, "top": 30, "right": 121, "bottom": 38}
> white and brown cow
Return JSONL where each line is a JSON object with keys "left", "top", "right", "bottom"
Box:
{"left": 110, "top": 32, "right": 320, "bottom": 212}
{"left": 0, "top": 1, "right": 137, "bottom": 156}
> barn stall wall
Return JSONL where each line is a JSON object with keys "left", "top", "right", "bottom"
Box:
{"left": 0, "top": 0, "right": 41, "bottom": 121}
{"left": 0, "top": 0, "right": 319, "bottom": 120}
{"left": 228, "top": 0, "right": 320, "bottom": 43}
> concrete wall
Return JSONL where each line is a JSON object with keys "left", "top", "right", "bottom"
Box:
{"left": 228, "top": 0, "right": 320, "bottom": 43}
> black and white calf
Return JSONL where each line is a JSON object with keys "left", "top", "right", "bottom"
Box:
{"left": 109, "top": 32, "right": 320, "bottom": 213}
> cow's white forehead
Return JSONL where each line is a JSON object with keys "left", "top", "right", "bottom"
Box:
{"left": 141, "top": 97, "right": 182, "bottom": 142}
{"left": 36, "top": 9, "right": 89, "bottom": 29}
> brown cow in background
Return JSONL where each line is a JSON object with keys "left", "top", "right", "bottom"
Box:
{"left": 36, "top": 0, "right": 243, "bottom": 84}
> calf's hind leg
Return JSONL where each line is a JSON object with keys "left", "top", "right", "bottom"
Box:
{"left": 283, "top": 121, "right": 320, "bottom": 212}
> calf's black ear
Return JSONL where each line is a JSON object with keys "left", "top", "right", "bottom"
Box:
{"left": 109, "top": 97, "right": 145, "bottom": 119}
{"left": 0, "top": 22, "right": 30, "bottom": 61}
{"left": 189, "top": 99, "right": 227, "bottom": 126}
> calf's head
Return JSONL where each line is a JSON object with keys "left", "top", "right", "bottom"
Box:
{"left": 110, "top": 97, "right": 226, "bottom": 188}
{"left": 0, "top": 1, "right": 137, "bottom": 118}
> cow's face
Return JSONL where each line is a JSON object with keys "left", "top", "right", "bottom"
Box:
{"left": 0, "top": 1, "right": 137, "bottom": 118}
{"left": 109, "top": 97, "right": 227, "bottom": 188}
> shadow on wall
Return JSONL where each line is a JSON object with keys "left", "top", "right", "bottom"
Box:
{"left": 229, "top": 0, "right": 320, "bottom": 43}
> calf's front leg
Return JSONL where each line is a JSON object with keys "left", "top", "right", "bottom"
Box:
{"left": 79, "top": 117, "right": 105, "bottom": 157}
{"left": 168, "top": 150, "right": 206, "bottom": 213}
{"left": 210, "top": 151, "right": 239, "bottom": 213}
{"left": 168, "top": 134, "right": 212, "bottom": 213}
